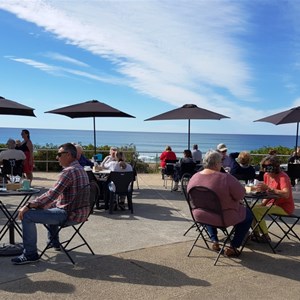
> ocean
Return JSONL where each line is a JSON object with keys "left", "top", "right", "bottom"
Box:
{"left": 0, "top": 127, "right": 297, "bottom": 161}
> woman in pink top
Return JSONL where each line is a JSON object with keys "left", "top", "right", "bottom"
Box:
{"left": 187, "top": 150, "right": 252, "bottom": 257}
{"left": 252, "top": 155, "right": 294, "bottom": 242}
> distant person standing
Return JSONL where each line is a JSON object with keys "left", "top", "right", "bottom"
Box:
{"left": 192, "top": 144, "right": 202, "bottom": 163}
{"left": 16, "top": 129, "right": 34, "bottom": 182}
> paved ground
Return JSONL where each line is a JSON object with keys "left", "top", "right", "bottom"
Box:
{"left": 0, "top": 172, "right": 299, "bottom": 299}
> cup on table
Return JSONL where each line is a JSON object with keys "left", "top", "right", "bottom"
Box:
{"left": 22, "top": 179, "right": 31, "bottom": 190}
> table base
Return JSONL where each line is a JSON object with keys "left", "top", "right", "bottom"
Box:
{"left": 0, "top": 243, "right": 23, "bottom": 256}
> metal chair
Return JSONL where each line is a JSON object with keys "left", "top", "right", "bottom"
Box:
{"left": 267, "top": 212, "right": 300, "bottom": 249}
{"left": 1, "top": 159, "right": 23, "bottom": 181}
{"left": 186, "top": 186, "right": 237, "bottom": 265}
{"left": 107, "top": 171, "right": 134, "bottom": 214}
{"left": 39, "top": 182, "right": 99, "bottom": 264}
{"left": 162, "top": 160, "right": 177, "bottom": 190}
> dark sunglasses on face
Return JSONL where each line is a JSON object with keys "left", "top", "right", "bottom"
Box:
{"left": 263, "top": 164, "right": 274, "bottom": 173}
{"left": 56, "top": 151, "right": 68, "bottom": 157}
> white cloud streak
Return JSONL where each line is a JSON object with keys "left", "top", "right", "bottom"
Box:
{"left": 0, "top": 1, "right": 252, "bottom": 107}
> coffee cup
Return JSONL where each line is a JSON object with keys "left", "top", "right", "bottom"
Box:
{"left": 22, "top": 179, "right": 31, "bottom": 190}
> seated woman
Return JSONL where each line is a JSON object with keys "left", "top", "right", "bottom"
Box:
{"left": 230, "top": 151, "right": 256, "bottom": 183}
{"left": 105, "top": 151, "right": 133, "bottom": 209}
{"left": 251, "top": 155, "right": 294, "bottom": 242}
{"left": 187, "top": 150, "right": 253, "bottom": 257}
{"left": 172, "top": 149, "right": 195, "bottom": 191}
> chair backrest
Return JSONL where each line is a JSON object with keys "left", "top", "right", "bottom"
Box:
{"left": 187, "top": 186, "right": 226, "bottom": 227}
{"left": 288, "top": 164, "right": 300, "bottom": 178}
{"left": 108, "top": 171, "right": 134, "bottom": 194}
{"left": 2, "top": 159, "right": 23, "bottom": 177}
{"left": 180, "top": 162, "right": 196, "bottom": 176}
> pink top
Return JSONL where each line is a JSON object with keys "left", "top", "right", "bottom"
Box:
{"left": 264, "top": 171, "right": 294, "bottom": 215}
{"left": 187, "top": 171, "right": 246, "bottom": 227}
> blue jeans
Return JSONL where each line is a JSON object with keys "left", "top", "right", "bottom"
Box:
{"left": 206, "top": 208, "right": 253, "bottom": 248}
{"left": 22, "top": 208, "right": 68, "bottom": 256}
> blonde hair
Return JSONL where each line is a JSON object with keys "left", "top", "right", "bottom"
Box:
{"left": 237, "top": 151, "right": 251, "bottom": 165}
{"left": 165, "top": 145, "right": 172, "bottom": 151}
{"left": 116, "top": 151, "right": 127, "bottom": 169}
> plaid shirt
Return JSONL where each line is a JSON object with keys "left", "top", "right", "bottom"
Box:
{"left": 32, "top": 160, "right": 90, "bottom": 222}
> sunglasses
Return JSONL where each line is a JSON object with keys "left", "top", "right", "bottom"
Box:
{"left": 56, "top": 151, "right": 68, "bottom": 157}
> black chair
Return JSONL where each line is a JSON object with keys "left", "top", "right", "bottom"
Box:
{"left": 107, "top": 171, "right": 134, "bottom": 214}
{"left": 131, "top": 160, "right": 139, "bottom": 189}
{"left": 39, "top": 182, "right": 99, "bottom": 264}
{"left": 287, "top": 164, "right": 300, "bottom": 186}
{"left": 1, "top": 159, "right": 23, "bottom": 181}
{"left": 162, "top": 160, "right": 178, "bottom": 190}
{"left": 267, "top": 212, "right": 300, "bottom": 249}
{"left": 181, "top": 174, "right": 197, "bottom": 236}
{"left": 186, "top": 186, "right": 237, "bottom": 265}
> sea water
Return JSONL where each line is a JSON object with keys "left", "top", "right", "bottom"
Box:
{"left": 0, "top": 127, "right": 297, "bottom": 161}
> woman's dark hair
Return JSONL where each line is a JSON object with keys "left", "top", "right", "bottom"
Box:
{"left": 183, "top": 149, "right": 192, "bottom": 158}
{"left": 261, "top": 155, "right": 281, "bottom": 174}
{"left": 22, "top": 129, "right": 30, "bottom": 139}
{"left": 59, "top": 143, "right": 77, "bottom": 159}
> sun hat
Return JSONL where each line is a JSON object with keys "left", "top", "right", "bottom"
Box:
{"left": 217, "top": 143, "right": 227, "bottom": 152}
{"left": 110, "top": 146, "right": 117, "bottom": 151}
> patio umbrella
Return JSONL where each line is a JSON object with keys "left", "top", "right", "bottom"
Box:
{"left": 45, "top": 100, "right": 135, "bottom": 154}
{"left": 254, "top": 106, "right": 300, "bottom": 150}
{"left": 0, "top": 96, "right": 36, "bottom": 117}
{"left": 145, "top": 104, "right": 230, "bottom": 149}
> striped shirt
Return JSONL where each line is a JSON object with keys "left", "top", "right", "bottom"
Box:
{"left": 32, "top": 160, "right": 90, "bottom": 223}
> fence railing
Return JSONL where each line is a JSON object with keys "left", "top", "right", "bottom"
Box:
{"left": 0, "top": 148, "right": 292, "bottom": 172}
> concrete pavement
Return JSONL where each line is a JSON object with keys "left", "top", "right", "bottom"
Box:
{"left": 0, "top": 172, "right": 299, "bottom": 299}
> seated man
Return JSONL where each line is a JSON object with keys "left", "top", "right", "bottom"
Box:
{"left": 73, "top": 143, "right": 94, "bottom": 168}
{"left": 11, "top": 143, "right": 90, "bottom": 265}
{"left": 0, "top": 138, "right": 26, "bottom": 179}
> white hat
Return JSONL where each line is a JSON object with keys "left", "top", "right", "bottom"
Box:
{"left": 217, "top": 143, "right": 227, "bottom": 152}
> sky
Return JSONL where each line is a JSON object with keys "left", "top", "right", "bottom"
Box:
{"left": 1, "top": 0, "right": 300, "bottom": 137}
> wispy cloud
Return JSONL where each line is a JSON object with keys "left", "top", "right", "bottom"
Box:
{"left": 0, "top": 0, "right": 253, "bottom": 110}
{"left": 43, "top": 52, "right": 89, "bottom": 67}
{"left": 6, "top": 56, "right": 127, "bottom": 85}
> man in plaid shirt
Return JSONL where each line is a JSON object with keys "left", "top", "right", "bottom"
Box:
{"left": 12, "top": 143, "right": 90, "bottom": 265}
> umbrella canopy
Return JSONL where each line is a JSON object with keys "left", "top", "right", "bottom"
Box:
{"left": 0, "top": 96, "right": 36, "bottom": 117}
{"left": 45, "top": 100, "right": 135, "bottom": 153}
{"left": 145, "top": 104, "right": 230, "bottom": 149}
{"left": 254, "top": 106, "right": 300, "bottom": 150}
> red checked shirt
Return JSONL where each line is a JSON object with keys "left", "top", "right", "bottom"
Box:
{"left": 31, "top": 160, "right": 90, "bottom": 222}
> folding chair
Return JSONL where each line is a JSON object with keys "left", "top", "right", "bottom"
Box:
{"left": 1, "top": 159, "right": 23, "bottom": 181}
{"left": 107, "top": 171, "right": 134, "bottom": 214}
{"left": 181, "top": 173, "right": 197, "bottom": 236}
{"left": 267, "top": 212, "right": 300, "bottom": 249}
{"left": 186, "top": 186, "right": 237, "bottom": 265}
{"left": 39, "top": 182, "right": 99, "bottom": 264}
{"left": 162, "top": 160, "right": 177, "bottom": 189}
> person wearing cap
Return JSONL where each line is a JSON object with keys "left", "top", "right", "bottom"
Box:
{"left": 101, "top": 146, "right": 117, "bottom": 169}
{"left": 216, "top": 143, "right": 232, "bottom": 170}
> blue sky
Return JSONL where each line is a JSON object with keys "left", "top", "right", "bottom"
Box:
{"left": 1, "top": 0, "right": 300, "bottom": 136}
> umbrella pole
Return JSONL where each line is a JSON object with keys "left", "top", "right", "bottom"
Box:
{"left": 188, "top": 119, "right": 190, "bottom": 150}
{"left": 296, "top": 122, "right": 299, "bottom": 151}
{"left": 93, "top": 117, "right": 96, "bottom": 155}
